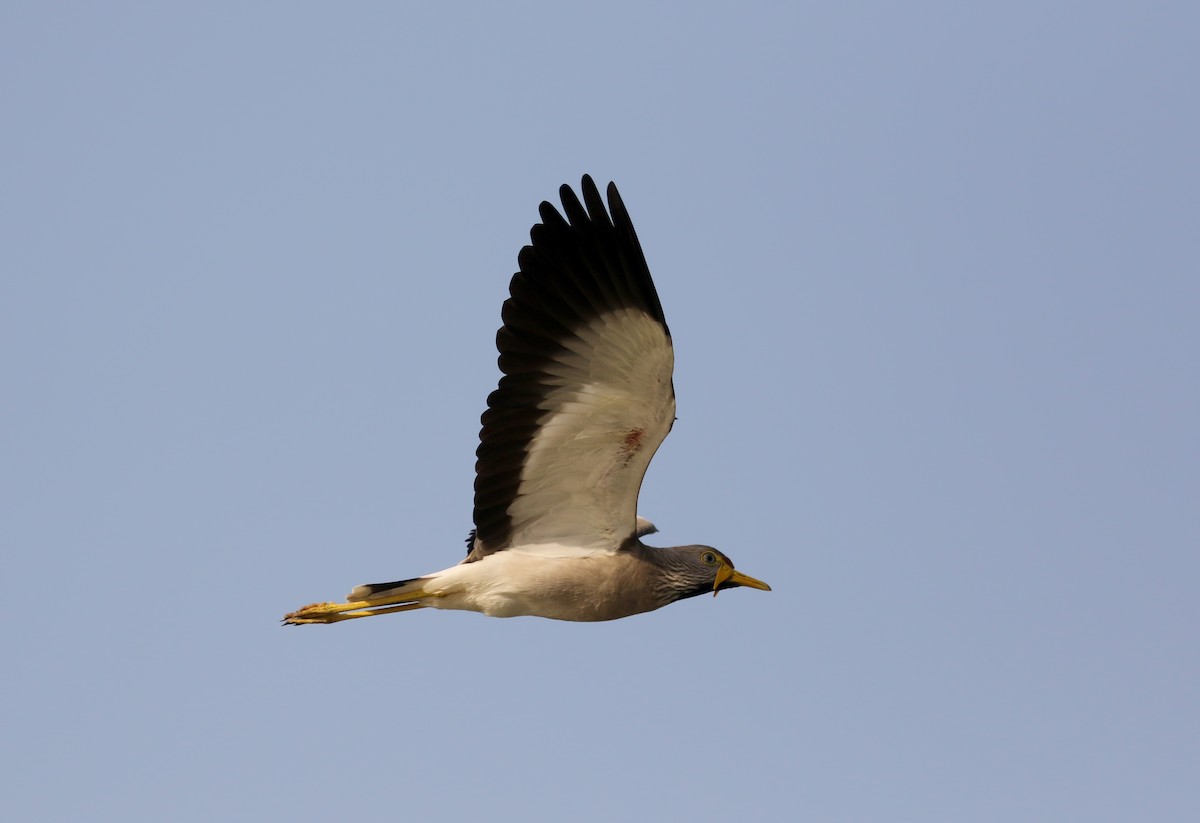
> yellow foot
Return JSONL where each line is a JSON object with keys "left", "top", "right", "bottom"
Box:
{"left": 283, "top": 598, "right": 424, "bottom": 625}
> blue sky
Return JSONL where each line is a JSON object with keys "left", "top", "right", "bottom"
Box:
{"left": 3, "top": 3, "right": 1196, "bottom": 821}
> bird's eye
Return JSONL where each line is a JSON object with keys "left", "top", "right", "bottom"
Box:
{"left": 701, "top": 551, "right": 718, "bottom": 566}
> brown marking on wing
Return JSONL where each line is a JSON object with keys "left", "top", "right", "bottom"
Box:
{"left": 622, "top": 427, "right": 646, "bottom": 456}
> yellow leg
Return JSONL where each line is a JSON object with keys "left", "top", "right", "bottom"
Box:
{"left": 283, "top": 597, "right": 425, "bottom": 625}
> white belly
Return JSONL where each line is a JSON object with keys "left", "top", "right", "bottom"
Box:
{"left": 420, "top": 549, "right": 651, "bottom": 622}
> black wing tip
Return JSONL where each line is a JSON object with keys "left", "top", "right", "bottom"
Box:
{"left": 574, "top": 173, "right": 600, "bottom": 202}
{"left": 547, "top": 175, "right": 623, "bottom": 226}
{"left": 518, "top": 174, "right": 667, "bottom": 329}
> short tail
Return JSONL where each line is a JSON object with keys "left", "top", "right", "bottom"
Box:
{"left": 347, "top": 576, "right": 429, "bottom": 602}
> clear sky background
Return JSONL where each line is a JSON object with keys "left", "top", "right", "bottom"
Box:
{"left": 3, "top": 3, "right": 1196, "bottom": 821}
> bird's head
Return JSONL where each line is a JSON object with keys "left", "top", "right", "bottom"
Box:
{"left": 662, "top": 545, "right": 771, "bottom": 602}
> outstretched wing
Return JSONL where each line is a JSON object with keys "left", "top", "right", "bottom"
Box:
{"left": 470, "top": 176, "right": 675, "bottom": 559}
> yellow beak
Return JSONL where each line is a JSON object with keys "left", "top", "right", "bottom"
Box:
{"left": 713, "top": 562, "right": 772, "bottom": 596}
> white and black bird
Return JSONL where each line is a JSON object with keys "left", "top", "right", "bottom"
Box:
{"left": 284, "top": 176, "right": 769, "bottom": 625}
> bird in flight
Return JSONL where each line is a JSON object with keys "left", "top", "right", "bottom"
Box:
{"left": 284, "top": 176, "right": 769, "bottom": 625}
